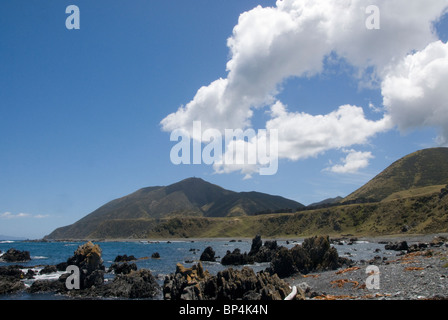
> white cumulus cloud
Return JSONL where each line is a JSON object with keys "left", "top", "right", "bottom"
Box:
{"left": 382, "top": 40, "right": 448, "bottom": 145}
{"left": 266, "top": 101, "right": 392, "bottom": 161}
{"left": 161, "top": 0, "right": 448, "bottom": 177}
{"left": 326, "top": 149, "right": 374, "bottom": 174}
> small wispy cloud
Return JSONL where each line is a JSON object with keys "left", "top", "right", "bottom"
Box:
{"left": 0, "top": 212, "right": 49, "bottom": 219}
{"left": 34, "top": 214, "right": 50, "bottom": 219}
{"left": 325, "top": 149, "right": 374, "bottom": 174}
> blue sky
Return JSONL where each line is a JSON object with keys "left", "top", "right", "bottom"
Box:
{"left": 1, "top": 1, "right": 447, "bottom": 239}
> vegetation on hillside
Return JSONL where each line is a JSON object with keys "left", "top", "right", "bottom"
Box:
{"left": 45, "top": 148, "right": 448, "bottom": 240}
{"left": 46, "top": 185, "right": 448, "bottom": 240}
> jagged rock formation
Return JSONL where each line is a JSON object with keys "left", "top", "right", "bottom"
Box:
{"left": 163, "top": 262, "right": 297, "bottom": 300}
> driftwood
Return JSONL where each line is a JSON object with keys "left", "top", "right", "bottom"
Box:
{"left": 284, "top": 285, "right": 297, "bottom": 300}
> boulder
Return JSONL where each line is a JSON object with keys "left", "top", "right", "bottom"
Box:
{"left": 27, "top": 278, "right": 66, "bottom": 294}
{"left": 385, "top": 241, "right": 409, "bottom": 251}
{"left": 109, "top": 262, "right": 137, "bottom": 275}
{"left": 56, "top": 262, "right": 68, "bottom": 271}
{"left": 163, "top": 262, "right": 297, "bottom": 300}
{"left": 95, "top": 269, "right": 160, "bottom": 299}
{"left": 0, "top": 265, "right": 26, "bottom": 294}
{"left": 199, "top": 246, "right": 216, "bottom": 262}
{"left": 220, "top": 235, "right": 282, "bottom": 265}
{"left": 270, "top": 247, "right": 298, "bottom": 278}
{"left": 0, "top": 275, "right": 25, "bottom": 294}
{"left": 0, "top": 248, "right": 31, "bottom": 262}
{"left": 249, "top": 235, "right": 262, "bottom": 256}
{"left": 269, "top": 235, "right": 350, "bottom": 277}
{"left": 430, "top": 236, "right": 448, "bottom": 247}
{"left": 0, "top": 265, "right": 25, "bottom": 278}
{"left": 408, "top": 243, "right": 429, "bottom": 252}
{"left": 151, "top": 252, "right": 160, "bottom": 259}
{"left": 66, "top": 241, "right": 105, "bottom": 289}
{"left": 163, "top": 262, "right": 210, "bottom": 300}
{"left": 39, "top": 265, "right": 58, "bottom": 275}
{"left": 114, "top": 254, "right": 137, "bottom": 262}
{"left": 221, "top": 248, "right": 253, "bottom": 265}
{"left": 253, "top": 240, "right": 279, "bottom": 263}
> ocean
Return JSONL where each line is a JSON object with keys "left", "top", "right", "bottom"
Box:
{"left": 0, "top": 238, "right": 389, "bottom": 300}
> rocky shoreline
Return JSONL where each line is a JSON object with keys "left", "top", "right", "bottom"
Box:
{"left": 286, "top": 235, "right": 448, "bottom": 300}
{"left": 1, "top": 234, "right": 448, "bottom": 300}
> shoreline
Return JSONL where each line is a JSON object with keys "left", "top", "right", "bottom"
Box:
{"left": 3, "top": 233, "right": 448, "bottom": 300}
{"left": 286, "top": 234, "right": 448, "bottom": 300}
{"left": 34, "top": 232, "right": 448, "bottom": 244}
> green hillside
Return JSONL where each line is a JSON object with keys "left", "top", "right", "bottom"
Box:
{"left": 45, "top": 185, "right": 448, "bottom": 240}
{"left": 344, "top": 148, "right": 448, "bottom": 203}
{"left": 45, "top": 177, "right": 303, "bottom": 239}
{"left": 45, "top": 148, "right": 448, "bottom": 240}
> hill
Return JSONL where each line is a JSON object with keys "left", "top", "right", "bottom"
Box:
{"left": 45, "top": 177, "right": 304, "bottom": 239}
{"left": 44, "top": 185, "right": 448, "bottom": 239}
{"left": 45, "top": 148, "right": 448, "bottom": 240}
{"left": 343, "top": 147, "right": 448, "bottom": 203}
{"left": 308, "top": 196, "right": 343, "bottom": 208}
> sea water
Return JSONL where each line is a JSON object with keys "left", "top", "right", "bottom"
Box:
{"left": 0, "top": 238, "right": 391, "bottom": 300}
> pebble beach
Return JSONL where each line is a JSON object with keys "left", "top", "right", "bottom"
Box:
{"left": 287, "top": 234, "right": 448, "bottom": 300}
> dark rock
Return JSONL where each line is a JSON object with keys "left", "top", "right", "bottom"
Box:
{"left": 368, "top": 255, "right": 383, "bottom": 265}
{"left": 431, "top": 236, "right": 448, "bottom": 247}
{"left": 56, "top": 262, "right": 68, "bottom": 271}
{"left": 27, "top": 278, "right": 66, "bottom": 294}
{"left": 114, "top": 254, "right": 137, "bottom": 262}
{"left": 253, "top": 241, "right": 279, "bottom": 263}
{"left": 151, "top": 252, "right": 160, "bottom": 259}
{"left": 408, "top": 243, "right": 429, "bottom": 252}
{"left": 27, "top": 271, "right": 70, "bottom": 294}
{"left": 0, "top": 265, "right": 26, "bottom": 294}
{"left": 249, "top": 235, "right": 263, "bottom": 256}
{"left": 163, "top": 263, "right": 210, "bottom": 300}
{"left": 221, "top": 248, "right": 254, "bottom": 265}
{"left": 270, "top": 247, "right": 298, "bottom": 278}
{"left": 0, "top": 265, "right": 25, "bottom": 278}
{"left": 39, "top": 265, "right": 58, "bottom": 275}
{"left": 0, "top": 248, "right": 31, "bottom": 262}
{"left": 0, "top": 275, "right": 25, "bottom": 294}
{"left": 199, "top": 246, "right": 216, "bottom": 262}
{"left": 94, "top": 269, "right": 160, "bottom": 299}
{"left": 220, "top": 235, "right": 282, "bottom": 265}
{"left": 25, "top": 269, "right": 36, "bottom": 279}
{"left": 163, "top": 262, "right": 294, "bottom": 300}
{"left": 84, "top": 270, "right": 104, "bottom": 289}
{"left": 109, "top": 262, "right": 137, "bottom": 275}
{"left": 385, "top": 241, "right": 409, "bottom": 251}
{"left": 66, "top": 241, "right": 105, "bottom": 289}
{"left": 269, "top": 235, "right": 349, "bottom": 277}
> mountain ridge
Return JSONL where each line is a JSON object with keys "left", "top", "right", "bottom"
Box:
{"left": 45, "top": 147, "right": 448, "bottom": 240}
{"left": 45, "top": 177, "right": 304, "bottom": 239}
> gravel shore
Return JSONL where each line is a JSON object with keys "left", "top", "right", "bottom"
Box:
{"left": 286, "top": 234, "right": 448, "bottom": 300}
